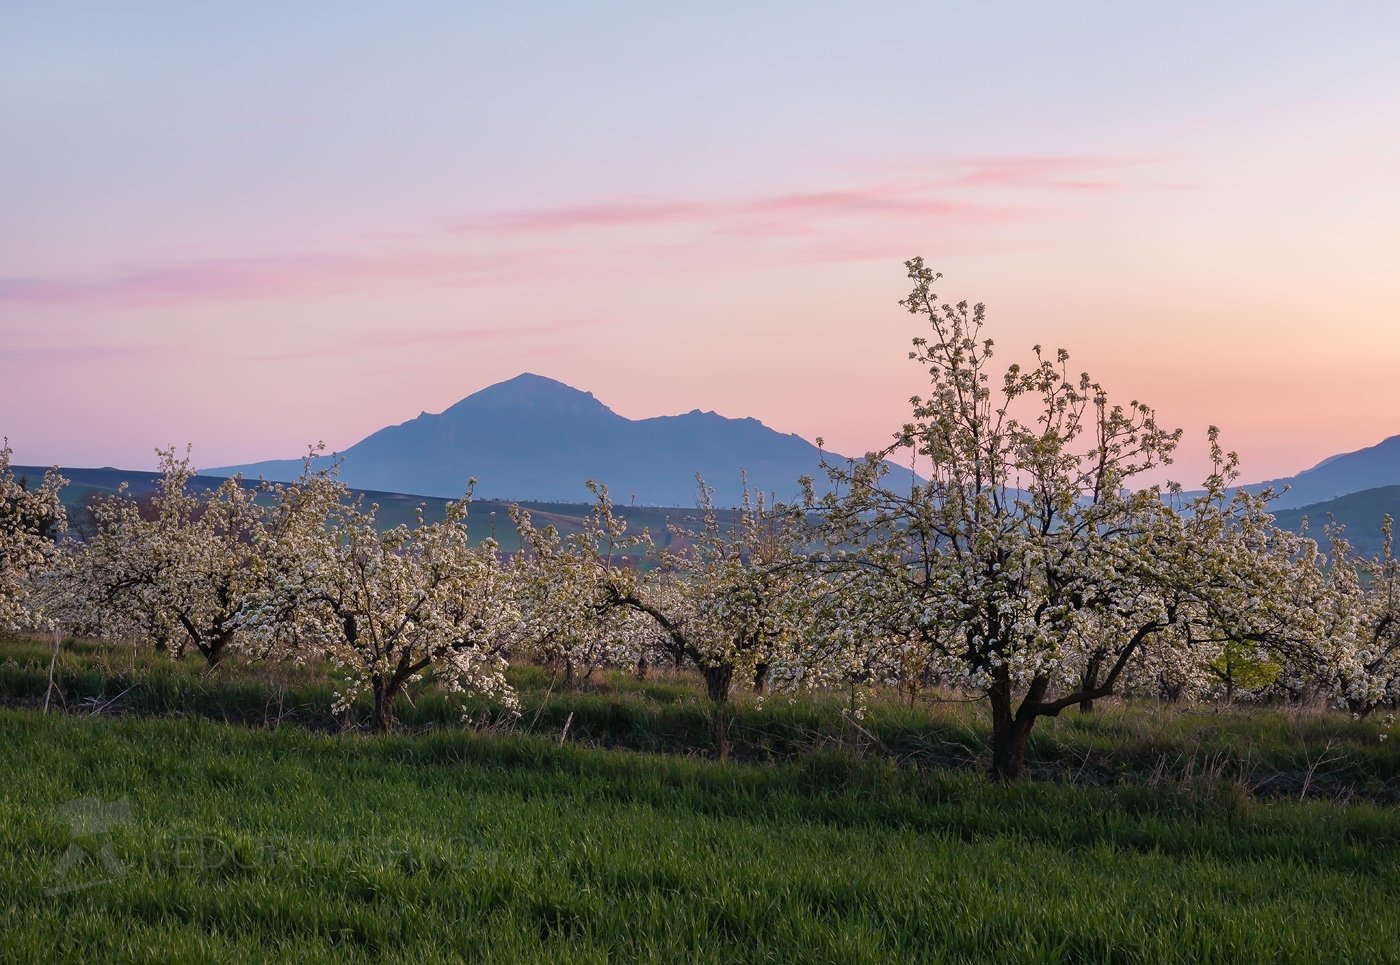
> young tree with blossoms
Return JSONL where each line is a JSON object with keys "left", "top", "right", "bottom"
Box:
{"left": 1297, "top": 517, "right": 1400, "bottom": 716}
{"left": 811, "top": 259, "right": 1319, "bottom": 779}
{"left": 241, "top": 460, "right": 518, "bottom": 731}
{"left": 0, "top": 442, "right": 67, "bottom": 631}
{"left": 509, "top": 496, "right": 649, "bottom": 686}
{"left": 57, "top": 448, "right": 268, "bottom": 666}
{"left": 602, "top": 478, "right": 810, "bottom": 757}
{"left": 773, "top": 567, "right": 924, "bottom": 710}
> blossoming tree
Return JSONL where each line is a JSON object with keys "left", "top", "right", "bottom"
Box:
{"left": 58, "top": 448, "right": 269, "bottom": 665}
{"left": 598, "top": 479, "right": 810, "bottom": 756}
{"left": 509, "top": 493, "right": 650, "bottom": 686}
{"left": 812, "top": 259, "right": 1315, "bottom": 779}
{"left": 242, "top": 461, "right": 518, "bottom": 730}
{"left": 0, "top": 442, "right": 67, "bottom": 631}
{"left": 1295, "top": 518, "right": 1400, "bottom": 715}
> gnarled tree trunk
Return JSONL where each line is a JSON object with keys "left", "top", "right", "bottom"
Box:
{"left": 752, "top": 662, "right": 770, "bottom": 696}
{"left": 703, "top": 663, "right": 734, "bottom": 704}
{"left": 703, "top": 663, "right": 735, "bottom": 761}
{"left": 371, "top": 675, "right": 395, "bottom": 732}
{"left": 1078, "top": 656, "right": 1102, "bottom": 714}
{"left": 989, "top": 676, "right": 1036, "bottom": 781}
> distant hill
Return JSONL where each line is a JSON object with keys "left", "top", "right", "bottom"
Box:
{"left": 14, "top": 464, "right": 727, "bottom": 556}
{"left": 1268, "top": 485, "right": 1400, "bottom": 557}
{"left": 1241, "top": 435, "right": 1400, "bottom": 510}
{"left": 21, "top": 469, "right": 1398, "bottom": 559}
{"left": 209, "top": 373, "right": 919, "bottom": 506}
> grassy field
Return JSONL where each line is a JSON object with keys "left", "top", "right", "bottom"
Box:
{"left": 5, "top": 635, "right": 1398, "bottom": 802}
{"left": 5, "top": 635, "right": 1400, "bottom": 961}
{"left": 7, "top": 709, "right": 1400, "bottom": 962}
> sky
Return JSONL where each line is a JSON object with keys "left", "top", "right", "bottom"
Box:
{"left": 2, "top": 1, "right": 1398, "bottom": 488}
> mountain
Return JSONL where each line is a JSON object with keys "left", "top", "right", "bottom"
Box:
{"left": 1240, "top": 435, "right": 1400, "bottom": 510}
{"left": 209, "top": 373, "right": 917, "bottom": 506}
{"left": 1269, "top": 486, "right": 1400, "bottom": 556}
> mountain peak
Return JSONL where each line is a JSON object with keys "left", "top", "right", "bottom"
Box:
{"left": 1303, "top": 434, "right": 1400, "bottom": 474}
{"left": 442, "top": 373, "right": 615, "bottom": 419}
{"left": 497, "top": 372, "right": 576, "bottom": 391}
{"left": 477, "top": 372, "right": 588, "bottom": 398}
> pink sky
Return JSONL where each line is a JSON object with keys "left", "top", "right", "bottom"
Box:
{"left": 2, "top": 4, "right": 1397, "bottom": 489}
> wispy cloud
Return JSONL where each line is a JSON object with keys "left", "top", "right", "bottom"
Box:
{"left": 250, "top": 317, "right": 613, "bottom": 362}
{"left": 0, "top": 255, "right": 361, "bottom": 306}
{"left": 0, "top": 156, "right": 1156, "bottom": 310}
{"left": 0, "top": 249, "right": 559, "bottom": 310}
{"left": 944, "top": 156, "right": 1143, "bottom": 189}
{"left": 462, "top": 183, "right": 1003, "bottom": 236}
{"left": 849, "top": 154, "right": 1166, "bottom": 188}
{"left": 0, "top": 343, "right": 156, "bottom": 364}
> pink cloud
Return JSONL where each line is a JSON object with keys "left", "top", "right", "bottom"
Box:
{"left": 1, "top": 158, "right": 1141, "bottom": 310}
{"left": 0, "top": 255, "right": 359, "bottom": 306}
{"left": 844, "top": 154, "right": 1167, "bottom": 192}
{"left": 0, "top": 343, "right": 154, "bottom": 364}
{"left": 251, "top": 317, "right": 613, "bottom": 362}
{"left": 477, "top": 200, "right": 716, "bottom": 232}
{"left": 0, "top": 248, "right": 569, "bottom": 309}
{"left": 948, "top": 157, "right": 1121, "bottom": 188}
{"left": 467, "top": 182, "right": 1004, "bottom": 236}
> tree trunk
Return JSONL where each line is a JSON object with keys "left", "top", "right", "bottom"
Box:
{"left": 752, "top": 662, "right": 769, "bottom": 696}
{"left": 371, "top": 675, "right": 395, "bottom": 732}
{"left": 711, "top": 707, "right": 731, "bottom": 762}
{"left": 703, "top": 663, "right": 734, "bottom": 704}
{"left": 989, "top": 678, "right": 1036, "bottom": 781}
{"left": 703, "top": 664, "right": 735, "bottom": 761}
{"left": 201, "top": 628, "right": 236, "bottom": 668}
{"left": 1078, "top": 657, "right": 1102, "bottom": 714}
{"left": 990, "top": 716, "right": 1035, "bottom": 781}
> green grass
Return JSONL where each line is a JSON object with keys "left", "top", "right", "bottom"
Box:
{"left": 5, "top": 708, "right": 1400, "bottom": 962}
{"left": 5, "top": 635, "right": 1399, "bottom": 802}
{"left": 5, "top": 635, "right": 1400, "bottom": 960}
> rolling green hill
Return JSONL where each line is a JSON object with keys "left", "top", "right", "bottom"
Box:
{"left": 25, "top": 466, "right": 1398, "bottom": 559}
{"left": 1269, "top": 485, "right": 1400, "bottom": 556}
{"left": 1242, "top": 435, "right": 1400, "bottom": 510}
{"left": 16, "top": 465, "right": 724, "bottom": 555}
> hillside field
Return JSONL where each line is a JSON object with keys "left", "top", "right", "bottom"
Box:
{"left": 4, "top": 636, "right": 1400, "bottom": 962}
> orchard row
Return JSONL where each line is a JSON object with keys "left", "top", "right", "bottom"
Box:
{"left": 3, "top": 260, "right": 1394, "bottom": 779}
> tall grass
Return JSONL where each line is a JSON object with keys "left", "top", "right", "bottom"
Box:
{"left": 5, "top": 709, "right": 1400, "bottom": 962}
{"left": 3, "top": 635, "right": 1397, "bottom": 801}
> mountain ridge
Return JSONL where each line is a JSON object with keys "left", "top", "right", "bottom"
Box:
{"left": 209, "top": 373, "right": 917, "bottom": 506}
{"left": 1235, "top": 434, "right": 1400, "bottom": 510}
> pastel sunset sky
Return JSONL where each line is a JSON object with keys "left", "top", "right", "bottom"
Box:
{"left": 3, "top": 2, "right": 1397, "bottom": 487}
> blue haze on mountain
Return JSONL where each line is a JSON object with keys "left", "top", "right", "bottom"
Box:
{"left": 1237, "top": 435, "right": 1400, "bottom": 510}
{"left": 209, "top": 373, "right": 920, "bottom": 506}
